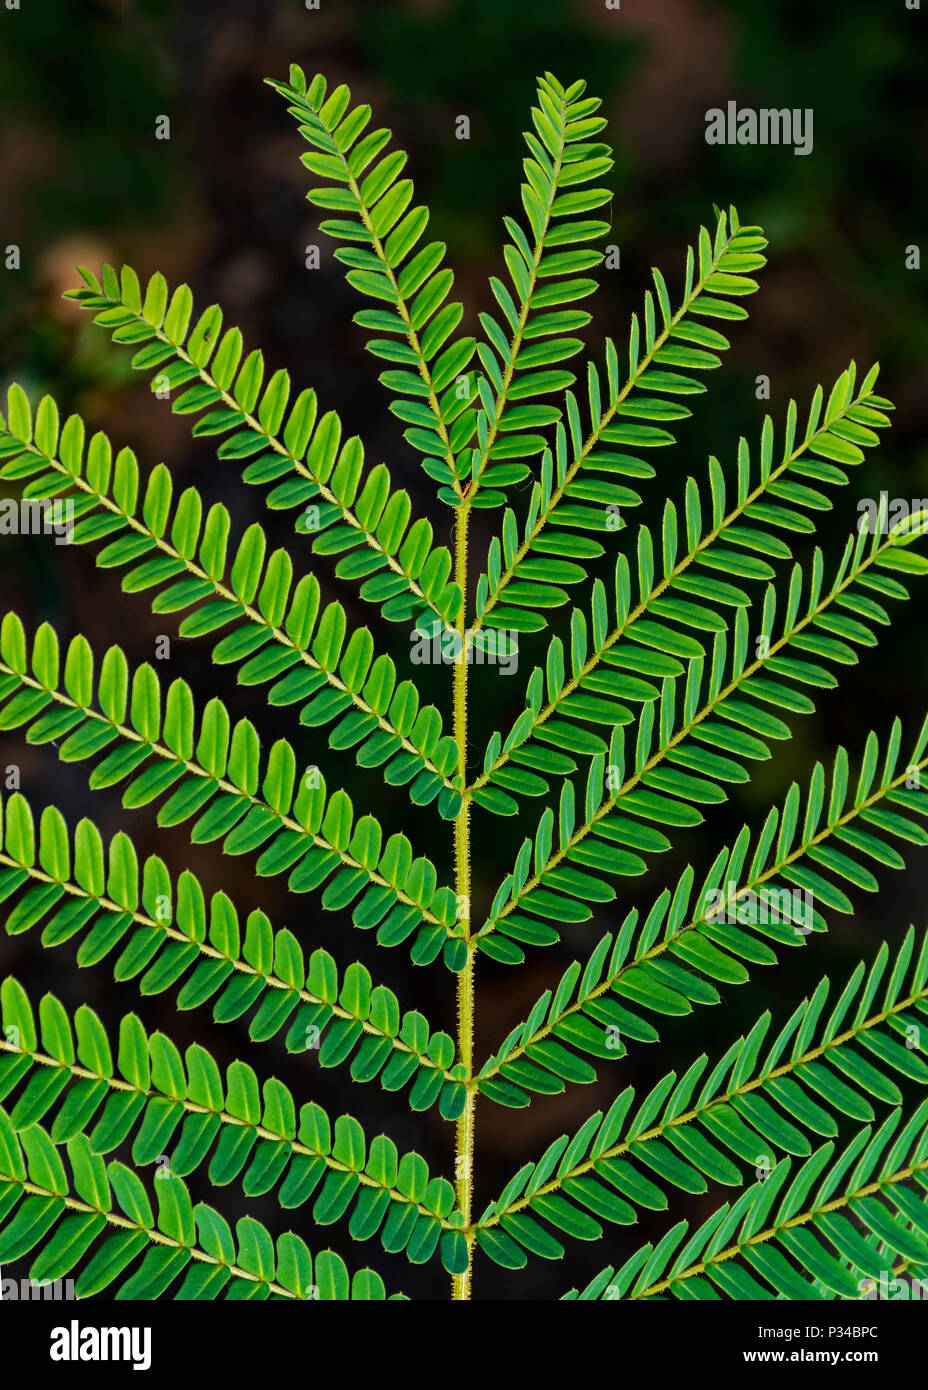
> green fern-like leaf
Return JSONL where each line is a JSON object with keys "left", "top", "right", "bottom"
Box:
{"left": 0, "top": 398, "right": 463, "bottom": 817}
{"left": 476, "top": 927, "right": 928, "bottom": 1267}
{"left": 1, "top": 64, "right": 926, "bottom": 1305}
{"left": 568, "top": 1097, "right": 928, "bottom": 1300}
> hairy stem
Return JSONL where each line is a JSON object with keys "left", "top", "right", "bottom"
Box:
{"left": 452, "top": 502, "right": 477, "bottom": 1299}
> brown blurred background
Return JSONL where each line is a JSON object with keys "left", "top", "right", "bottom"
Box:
{"left": 1, "top": 0, "right": 927, "bottom": 1300}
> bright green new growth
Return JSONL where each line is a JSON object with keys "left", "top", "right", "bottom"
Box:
{"left": 0, "top": 66, "right": 927, "bottom": 1300}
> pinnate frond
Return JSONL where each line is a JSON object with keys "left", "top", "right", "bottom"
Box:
{"left": 63, "top": 265, "right": 462, "bottom": 629}
{"left": 0, "top": 793, "right": 464, "bottom": 1116}
{"left": 473, "top": 364, "right": 895, "bottom": 813}
{"left": 0, "top": 981, "right": 461, "bottom": 1271}
{"left": 0, "top": 617, "right": 463, "bottom": 967}
{"left": 474, "top": 927, "right": 928, "bottom": 1269}
{"left": 2, "top": 61, "right": 926, "bottom": 1305}
{"left": 566, "top": 1099, "right": 928, "bottom": 1300}
{"left": 0, "top": 1107, "right": 395, "bottom": 1299}
{"left": 464, "top": 72, "right": 613, "bottom": 506}
{"left": 477, "top": 716, "right": 928, "bottom": 1079}
{"left": 268, "top": 65, "right": 478, "bottom": 506}
{"left": 0, "top": 389, "right": 463, "bottom": 818}
{"left": 474, "top": 205, "right": 767, "bottom": 630}
{"left": 476, "top": 523, "right": 928, "bottom": 961}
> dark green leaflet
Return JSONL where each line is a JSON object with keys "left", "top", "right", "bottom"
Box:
{"left": 473, "top": 927, "right": 928, "bottom": 1268}
{"left": 567, "top": 1100, "right": 928, "bottom": 1301}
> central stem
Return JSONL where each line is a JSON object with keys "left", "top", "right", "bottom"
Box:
{"left": 452, "top": 501, "right": 476, "bottom": 1300}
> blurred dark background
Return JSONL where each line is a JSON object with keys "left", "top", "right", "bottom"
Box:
{"left": 1, "top": 0, "right": 927, "bottom": 1301}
